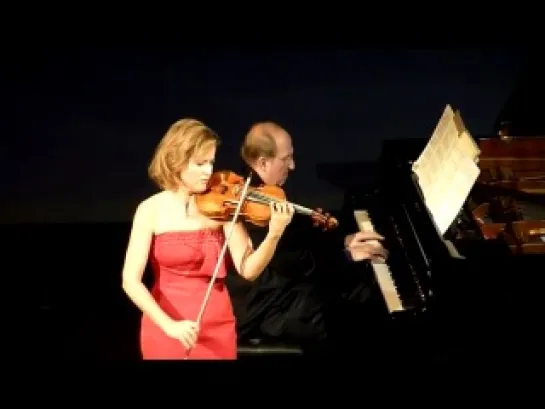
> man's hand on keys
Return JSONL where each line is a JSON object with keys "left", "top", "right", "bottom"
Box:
{"left": 344, "top": 231, "right": 388, "bottom": 263}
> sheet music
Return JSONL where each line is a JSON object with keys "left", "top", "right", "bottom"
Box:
{"left": 412, "top": 105, "right": 481, "bottom": 236}
{"left": 453, "top": 109, "right": 481, "bottom": 162}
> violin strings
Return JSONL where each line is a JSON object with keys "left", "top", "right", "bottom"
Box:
{"left": 225, "top": 195, "right": 269, "bottom": 207}
{"left": 250, "top": 192, "right": 314, "bottom": 215}
{"left": 229, "top": 191, "right": 316, "bottom": 217}
{"left": 247, "top": 191, "right": 314, "bottom": 215}
{"left": 248, "top": 191, "right": 277, "bottom": 204}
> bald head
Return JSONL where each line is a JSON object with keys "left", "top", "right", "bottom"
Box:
{"left": 241, "top": 121, "right": 295, "bottom": 186}
{"left": 241, "top": 122, "right": 285, "bottom": 163}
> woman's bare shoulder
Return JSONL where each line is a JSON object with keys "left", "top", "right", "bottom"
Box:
{"left": 134, "top": 191, "right": 165, "bottom": 218}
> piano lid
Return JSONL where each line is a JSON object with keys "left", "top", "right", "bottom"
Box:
{"left": 316, "top": 138, "right": 431, "bottom": 192}
{"left": 380, "top": 138, "right": 428, "bottom": 164}
{"left": 494, "top": 52, "right": 545, "bottom": 137}
{"left": 315, "top": 160, "right": 378, "bottom": 192}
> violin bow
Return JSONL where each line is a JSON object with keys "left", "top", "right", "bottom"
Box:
{"left": 185, "top": 173, "right": 253, "bottom": 359}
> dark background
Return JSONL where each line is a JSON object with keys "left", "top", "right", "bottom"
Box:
{"left": 9, "top": 49, "right": 527, "bottom": 224}
{"left": 12, "top": 48, "right": 538, "bottom": 362}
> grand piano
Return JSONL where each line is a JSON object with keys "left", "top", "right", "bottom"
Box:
{"left": 317, "top": 55, "right": 544, "bottom": 361}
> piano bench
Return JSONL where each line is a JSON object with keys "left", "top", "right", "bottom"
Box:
{"left": 237, "top": 338, "right": 304, "bottom": 357}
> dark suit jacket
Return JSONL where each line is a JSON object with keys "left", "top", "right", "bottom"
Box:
{"left": 225, "top": 166, "right": 373, "bottom": 344}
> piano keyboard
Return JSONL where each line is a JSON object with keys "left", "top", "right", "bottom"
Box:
{"left": 353, "top": 210, "right": 405, "bottom": 313}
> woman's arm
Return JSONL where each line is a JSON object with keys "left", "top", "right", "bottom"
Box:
{"left": 224, "top": 202, "right": 293, "bottom": 282}
{"left": 223, "top": 222, "right": 282, "bottom": 281}
{"left": 121, "top": 199, "right": 173, "bottom": 331}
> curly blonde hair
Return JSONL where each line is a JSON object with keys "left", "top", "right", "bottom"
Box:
{"left": 148, "top": 118, "right": 220, "bottom": 190}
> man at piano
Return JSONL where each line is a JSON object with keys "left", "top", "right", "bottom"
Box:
{"left": 226, "top": 121, "right": 388, "bottom": 355}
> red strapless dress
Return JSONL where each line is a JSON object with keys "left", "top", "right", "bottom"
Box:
{"left": 140, "top": 228, "right": 237, "bottom": 360}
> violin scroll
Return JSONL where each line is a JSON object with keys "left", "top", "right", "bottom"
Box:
{"left": 310, "top": 207, "right": 339, "bottom": 231}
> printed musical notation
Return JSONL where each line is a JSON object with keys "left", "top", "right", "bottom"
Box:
{"left": 412, "top": 104, "right": 481, "bottom": 235}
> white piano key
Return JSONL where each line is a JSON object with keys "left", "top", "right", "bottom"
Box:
{"left": 354, "top": 210, "right": 405, "bottom": 313}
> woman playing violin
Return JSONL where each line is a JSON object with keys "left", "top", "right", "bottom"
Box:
{"left": 121, "top": 118, "right": 294, "bottom": 360}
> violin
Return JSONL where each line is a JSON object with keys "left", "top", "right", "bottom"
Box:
{"left": 195, "top": 170, "right": 338, "bottom": 231}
